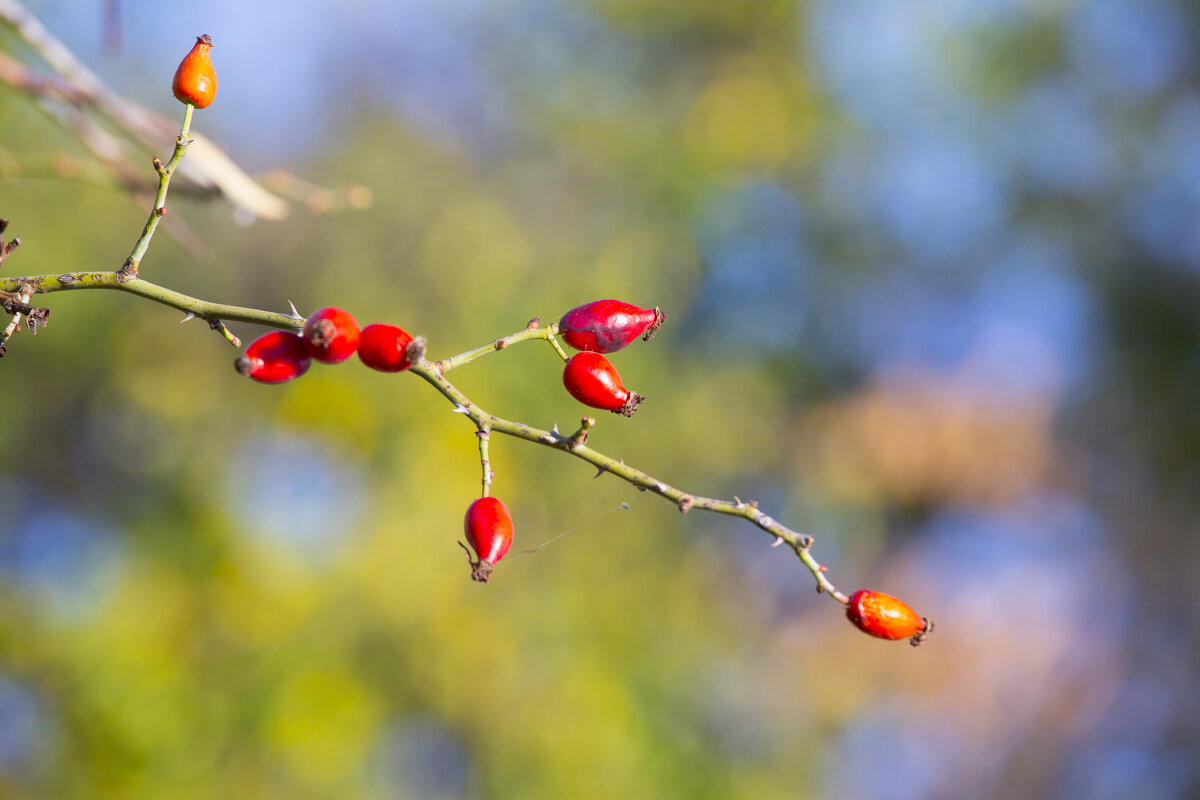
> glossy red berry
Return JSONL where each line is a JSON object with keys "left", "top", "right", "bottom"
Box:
{"left": 846, "top": 589, "right": 931, "bottom": 645}
{"left": 562, "top": 352, "right": 644, "bottom": 416}
{"left": 559, "top": 299, "right": 665, "bottom": 353}
{"left": 463, "top": 496, "right": 514, "bottom": 583}
{"left": 302, "top": 307, "right": 360, "bottom": 364}
{"left": 357, "top": 323, "right": 415, "bottom": 372}
{"left": 234, "top": 330, "right": 311, "bottom": 384}
{"left": 172, "top": 35, "right": 217, "bottom": 109}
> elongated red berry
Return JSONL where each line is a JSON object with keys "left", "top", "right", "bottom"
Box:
{"left": 235, "top": 330, "right": 311, "bottom": 384}
{"left": 463, "top": 496, "right": 514, "bottom": 583}
{"left": 562, "top": 352, "right": 644, "bottom": 416}
{"left": 172, "top": 35, "right": 217, "bottom": 109}
{"left": 302, "top": 307, "right": 360, "bottom": 364}
{"left": 846, "top": 589, "right": 931, "bottom": 645}
{"left": 357, "top": 323, "right": 415, "bottom": 372}
{"left": 559, "top": 299, "right": 665, "bottom": 353}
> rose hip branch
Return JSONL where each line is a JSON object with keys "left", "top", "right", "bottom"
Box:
{"left": 0, "top": 35, "right": 933, "bottom": 646}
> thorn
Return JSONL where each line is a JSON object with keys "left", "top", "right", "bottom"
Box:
{"left": 551, "top": 423, "right": 560, "bottom": 435}
{"left": 452, "top": 404, "right": 470, "bottom": 415}
{"left": 287, "top": 300, "right": 302, "bottom": 320}
{"left": 180, "top": 312, "right": 196, "bottom": 323}
{"left": 771, "top": 536, "right": 785, "bottom": 548}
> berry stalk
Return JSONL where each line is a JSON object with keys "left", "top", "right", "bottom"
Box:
{"left": 119, "top": 101, "right": 196, "bottom": 282}
{"left": 405, "top": 348, "right": 846, "bottom": 601}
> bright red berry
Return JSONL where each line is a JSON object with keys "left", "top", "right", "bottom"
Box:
{"left": 357, "top": 323, "right": 415, "bottom": 372}
{"left": 846, "top": 589, "right": 931, "bottom": 645}
{"left": 172, "top": 34, "right": 217, "bottom": 109}
{"left": 463, "top": 496, "right": 514, "bottom": 583}
{"left": 302, "top": 307, "right": 360, "bottom": 364}
{"left": 562, "top": 352, "right": 644, "bottom": 416}
{"left": 235, "top": 330, "right": 311, "bottom": 384}
{"left": 559, "top": 299, "right": 665, "bottom": 353}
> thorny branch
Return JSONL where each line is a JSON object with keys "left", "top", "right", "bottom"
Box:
{"left": 0, "top": 14, "right": 856, "bottom": 616}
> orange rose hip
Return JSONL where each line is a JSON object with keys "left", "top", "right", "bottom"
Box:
{"left": 845, "top": 589, "right": 931, "bottom": 644}
{"left": 172, "top": 34, "right": 217, "bottom": 108}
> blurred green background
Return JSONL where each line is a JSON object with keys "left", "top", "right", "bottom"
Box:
{"left": 2, "top": 1, "right": 1199, "bottom": 797}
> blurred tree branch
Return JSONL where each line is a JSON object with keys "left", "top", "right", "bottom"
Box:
{"left": 0, "top": 0, "right": 370, "bottom": 222}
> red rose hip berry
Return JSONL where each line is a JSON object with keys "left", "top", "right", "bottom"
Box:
{"left": 357, "top": 323, "right": 416, "bottom": 372}
{"left": 846, "top": 589, "right": 932, "bottom": 645}
{"left": 559, "top": 299, "right": 665, "bottom": 353}
{"left": 562, "top": 352, "right": 644, "bottom": 416}
{"left": 172, "top": 34, "right": 217, "bottom": 109}
{"left": 235, "top": 330, "right": 311, "bottom": 384}
{"left": 463, "top": 496, "right": 514, "bottom": 583}
{"left": 302, "top": 307, "right": 360, "bottom": 364}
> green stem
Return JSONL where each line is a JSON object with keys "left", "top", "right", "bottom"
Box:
{"left": 435, "top": 321, "right": 563, "bottom": 373}
{"left": 408, "top": 357, "right": 847, "bottom": 603}
{"left": 1, "top": 271, "right": 302, "bottom": 330}
{"left": 120, "top": 104, "right": 195, "bottom": 279}
{"left": 0, "top": 261, "right": 847, "bottom": 599}
{"left": 478, "top": 427, "right": 492, "bottom": 498}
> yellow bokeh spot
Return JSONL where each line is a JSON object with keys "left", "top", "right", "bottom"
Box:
{"left": 263, "top": 668, "right": 382, "bottom": 783}
{"left": 683, "top": 70, "right": 807, "bottom": 172}
{"left": 422, "top": 197, "right": 531, "bottom": 287}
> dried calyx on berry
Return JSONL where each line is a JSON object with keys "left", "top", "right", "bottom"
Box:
{"left": 559, "top": 299, "right": 665, "bottom": 354}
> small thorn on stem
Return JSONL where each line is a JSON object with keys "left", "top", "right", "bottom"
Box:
{"left": 180, "top": 312, "right": 196, "bottom": 323}
{"left": 771, "top": 536, "right": 785, "bottom": 547}
{"left": 287, "top": 300, "right": 303, "bottom": 320}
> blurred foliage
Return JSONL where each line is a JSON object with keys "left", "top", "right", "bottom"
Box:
{"left": 2, "top": 0, "right": 1200, "bottom": 798}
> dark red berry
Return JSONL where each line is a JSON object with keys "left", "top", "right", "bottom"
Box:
{"left": 562, "top": 352, "right": 644, "bottom": 416}
{"left": 172, "top": 35, "right": 217, "bottom": 109}
{"left": 559, "top": 299, "right": 665, "bottom": 353}
{"left": 234, "top": 330, "right": 311, "bottom": 384}
{"left": 302, "top": 307, "right": 360, "bottom": 364}
{"left": 357, "top": 323, "right": 415, "bottom": 372}
{"left": 846, "top": 589, "right": 931, "bottom": 645}
{"left": 463, "top": 496, "right": 514, "bottom": 583}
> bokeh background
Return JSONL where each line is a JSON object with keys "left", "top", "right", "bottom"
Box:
{"left": 2, "top": 0, "right": 1199, "bottom": 797}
